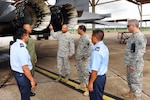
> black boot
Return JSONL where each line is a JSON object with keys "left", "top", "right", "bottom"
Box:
{"left": 30, "top": 91, "right": 36, "bottom": 96}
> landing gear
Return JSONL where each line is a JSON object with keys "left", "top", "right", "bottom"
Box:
{"left": 37, "top": 33, "right": 50, "bottom": 40}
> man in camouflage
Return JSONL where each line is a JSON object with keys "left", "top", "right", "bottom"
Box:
{"left": 123, "top": 19, "right": 147, "bottom": 100}
{"left": 49, "top": 24, "right": 75, "bottom": 82}
{"left": 23, "top": 24, "right": 37, "bottom": 96}
{"left": 23, "top": 24, "right": 37, "bottom": 76}
{"left": 75, "top": 25, "right": 92, "bottom": 96}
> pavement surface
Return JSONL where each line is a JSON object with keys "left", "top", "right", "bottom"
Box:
{"left": 0, "top": 31, "right": 150, "bottom": 100}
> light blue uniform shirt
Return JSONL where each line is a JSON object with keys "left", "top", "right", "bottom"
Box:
{"left": 89, "top": 41, "right": 109, "bottom": 75}
{"left": 10, "top": 39, "right": 32, "bottom": 73}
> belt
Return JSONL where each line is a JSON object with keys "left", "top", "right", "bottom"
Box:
{"left": 13, "top": 71, "right": 24, "bottom": 76}
{"left": 97, "top": 74, "right": 105, "bottom": 77}
{"left": 89, "top": 72, "right": 105, "bottom": 77}
{"left": 13, "top": 71, "right": 23, "bottom": 74}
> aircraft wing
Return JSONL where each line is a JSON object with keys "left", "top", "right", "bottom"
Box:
{"left": 78, "top": 11, "right": 111, "bottom": 23}
{"left": 93, "top": 20, "right": 126, "bottom": 26}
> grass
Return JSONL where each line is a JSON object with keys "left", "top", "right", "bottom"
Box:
{"left": 69, "top": 27, "right": 150, "bottom": 33}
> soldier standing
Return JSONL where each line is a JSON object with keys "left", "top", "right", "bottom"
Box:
{"left": 23, "top": 24, "right": 37, "bottom": 96}
{"left": 75, "top": 25, "right": 92, "bottom": 96}
{"left": 49, "top": 24, "right": 75, "bottom": 82}
{"left": 122, "top": 19, "right": 147, "bottom": 100}
{"left": 10, "top": 28, "right": 36, "bottom": 100}
{"left": 88, "top": 29, "right": 109, "bottom": 100}
{"left": 23, "top": 24, "right": 37, "bottom": 76}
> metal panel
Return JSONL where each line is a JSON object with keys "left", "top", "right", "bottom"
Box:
{"left": 56, "top": 0, "right": 89, "bottom": 11}
{"left": 0, "top": 3, "right": 16, "bottom": 22}
{"left": 0, "top": 1, "right": 11, "bottom": 16}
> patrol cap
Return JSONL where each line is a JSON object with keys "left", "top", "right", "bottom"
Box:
{"left": 15, "top": 28, "right": 27, "bottom": 39}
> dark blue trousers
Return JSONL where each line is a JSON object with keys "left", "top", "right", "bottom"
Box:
{"left": 13, "top": 71, "right": 31, "bottom": 100}
{"left": 89, "top": 74, "right": 106, "bottom": 100}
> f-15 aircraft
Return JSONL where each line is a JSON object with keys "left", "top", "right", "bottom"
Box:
{"left": 0, "top": 0, "right": 114, "bottom": 38}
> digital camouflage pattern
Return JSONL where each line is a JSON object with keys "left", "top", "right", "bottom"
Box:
{"left": 50, "top": 30, "right": 75, "bottom": 75}
{"left": 76, "top": 34, "right": 92, "bottom": 83}
{"left": 124, "top": 31, "right": 147, "bottom": 98}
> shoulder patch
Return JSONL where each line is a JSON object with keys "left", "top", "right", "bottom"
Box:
{"left": 95, "top": 47, "right": 100, "bottom": 51}
{"left": 20, "top": 43, "right": 24, "bottom": 47}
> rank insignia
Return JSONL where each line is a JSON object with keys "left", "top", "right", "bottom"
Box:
{"left": 95, "top": 47, "right": 100, "bottom": 51}
{"left": 20, "top": 43, "right": 24, "bottom": 47}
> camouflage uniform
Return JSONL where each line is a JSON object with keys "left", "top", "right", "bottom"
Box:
{"left": 26, "top": 36, "right": 37, "bottom": 76}
{"left": 124, "top": 31, "right": 147, "bottom": 98}
{"left": 50, "top": 30, "right": 75, "bottom": 75}
{"left": 76, "top": 34, "right": 92, "bottom": 84}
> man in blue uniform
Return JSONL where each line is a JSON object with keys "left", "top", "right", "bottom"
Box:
{"left": 10, "top": 28, "right": 36, "bottom": 100}
{"left": 88, "top": 29, "right": 109, "bottom": 100}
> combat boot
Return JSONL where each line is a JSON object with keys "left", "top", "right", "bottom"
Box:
{"left": 64, "top": 74, "right": 69, "bottom": 82}
{"left": 75, "top": 82, "right": 86, "bottom": 89}
{"left": 122, "top": 91, "right": 133, "bottom": 98}
{"left": 55, "top": 75, "right": 61, "bottom": 83}
{"left": 83, "top": 91, "right": 89, "bottom": 96}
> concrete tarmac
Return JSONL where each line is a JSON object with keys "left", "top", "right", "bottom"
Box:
{"left": 0, "top": 31, "right": 150, "bottom": 100}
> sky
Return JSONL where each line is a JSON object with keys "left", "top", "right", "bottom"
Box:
{"left": 47, "top": 0, "right": 150, "bottom": 27}
{"left": 93, "top": 0, "right": 150, "bottom": 20}
{"left": 48, "top": 0, "right": 150, "bottom": 19}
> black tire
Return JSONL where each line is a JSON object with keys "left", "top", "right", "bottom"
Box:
{"left": 45, "top": 36, "right": 48, "bottom": 40}
{"left": 37, "top": 37, "right": 41, "bottom": 40}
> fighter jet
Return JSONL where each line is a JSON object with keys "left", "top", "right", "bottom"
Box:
{"left": 0, "top": 0, "right": 111, "bottom": 38}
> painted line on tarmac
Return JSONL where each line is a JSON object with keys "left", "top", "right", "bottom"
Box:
{"left": 0, "top": 71, "right": 13, "bottom": 88}
{"left": 35, "top": 66, "right": 124, "bottom": 100}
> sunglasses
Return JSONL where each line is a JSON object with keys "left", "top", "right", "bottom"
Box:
{"left": 127, "top": 25, "right": 130, "bottom": 27}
